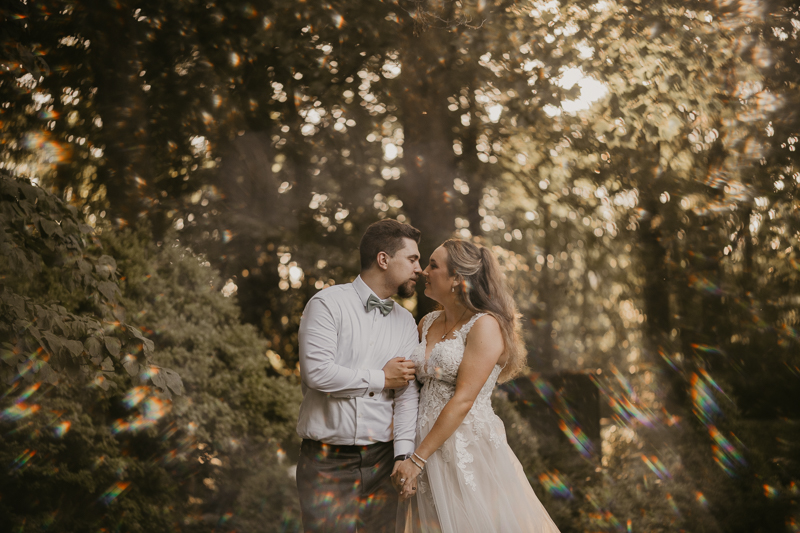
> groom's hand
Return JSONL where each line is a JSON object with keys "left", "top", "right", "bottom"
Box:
{"left": 383, "top": 357, "right": 415, "bottom": 389}
{"left": 391, "top": 460, "right": 404, "bottom": 489}
{"left": 401, "top": 477, "right": 417, "bottom": 501}
{"left": 392, "top": 461, "right": 417, "bottom": 501}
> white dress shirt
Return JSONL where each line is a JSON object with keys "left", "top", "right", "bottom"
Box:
{"left": 297, "top": 275, "right": 420, "bottom": 456}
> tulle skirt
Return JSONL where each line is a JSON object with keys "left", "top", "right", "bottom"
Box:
{"left": 399, "top": 412, "right": 560, "bottom": 533}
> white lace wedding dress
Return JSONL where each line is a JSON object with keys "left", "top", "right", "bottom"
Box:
{"left": 401, "top": 311, "right": 560, "bottom": 533}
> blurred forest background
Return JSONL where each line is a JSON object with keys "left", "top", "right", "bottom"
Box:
{"left": 1, "top": 0, "right": 799, "bottom": 531}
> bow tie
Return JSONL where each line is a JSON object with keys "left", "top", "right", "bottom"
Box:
{"left": 366, "top": 294, "right": 394, "bottom": 316}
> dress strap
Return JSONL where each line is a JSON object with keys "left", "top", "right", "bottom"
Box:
{"left": 421, "top": 310, "right": 442, "bottom": 339}
{"left": 457, "top": 312, "right": 487, "bottom": 340}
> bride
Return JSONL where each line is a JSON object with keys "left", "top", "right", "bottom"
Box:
{"left": 392, "top": 239, "right": 560, "bottom": 533}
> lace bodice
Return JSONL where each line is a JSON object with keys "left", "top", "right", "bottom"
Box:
{"left": 405, "top": 312, "right": 562, "bottom": 532}
{"left": 410, "top": 311, "right": 503, "bottom": 444}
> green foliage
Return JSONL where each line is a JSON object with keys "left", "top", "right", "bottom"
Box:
{"left": 1, "top": 176, "right": 302, "bottom": 531}
{"left": 100, "top": 225, "right": 303, "bottom": 531}
{"left": 0, "top": 174, "right": 177, "bottom": 394}
{"left": 0, "top": 174, "right": 186, "bottom": 530}
{"left": 581, "top": 417, "right": 799, "bottom": 533}
{"left": 3, "top": 0, "right": 800, "bottom": 531}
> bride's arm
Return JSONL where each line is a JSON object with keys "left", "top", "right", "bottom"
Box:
{"left": 395, "top": 314, "right": 504, "bottom": 484}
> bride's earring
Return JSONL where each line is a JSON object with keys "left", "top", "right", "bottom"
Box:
{"left": 451, "top": 286, "right": 455, "bottom": 293}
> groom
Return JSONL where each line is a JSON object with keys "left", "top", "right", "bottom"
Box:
{"left": 296, "top": 219, "right": 422, "bottom": 533}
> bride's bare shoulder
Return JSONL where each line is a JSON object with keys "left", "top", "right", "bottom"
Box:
{"left": 470, "top": 313, "right": 501, "bottom": 335}
{"left": 466, "top": 314, "right": 503, "bottom": 350}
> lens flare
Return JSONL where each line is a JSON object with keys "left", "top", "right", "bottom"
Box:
{"left": 586, "top": 509, "right": 622, "bottom": 530}
{"left": 16, "top": 382, "right": 41, "bottom": 403}
{"left": 111, "top": 419, "right": 130, "bottom": 434}
{"left": 112, "top": 389, "right": 170, "bottom": 435}
{"left": 688, "top": 276, "right": 724, "bottom": 296}
{"left": 658, "top": 347, "right": 681, "bottom": 372}
{"left": 558, "top": 419, "right": 593, "bottom": 458}
{"left": 666, "top": 493, "right": 680, "bottom": 515}
{"left": 242, "top": 4, "right": 257, "bottom": 18}
{"left": 699, "top": 369, "right": 730, "bottom": 401}
{"left": 594, "top": 371, "right": 657, "bottom": 428}
{"left": 22, "top": 131, "right": 68, "bottom": 164}
{"left": 122, "top": 386, "right": 149, "bottom": 409}
{"left": 1, "top": 402, "right": 41, "bottom": 422}
{"left": 98, "top": 481, "right": 131, "bottom": 505}
{"left": 695, "top": 491, "right": 708, "bottom": 508}
{"left": 640, "top": 454, "right": 671, "bottom": 480}
{"left": 53, "top": 420, "right": 71, "bottom": 438}
{"left": 709, "top": 425, "right": 746, "bottom": 475}
{"left": 143, "top": 397, "right": 168, "bottom": 420}
{"left": 139, "top": 366, "right": 160, "bottom": 381}
{"left": 10, "top": 449, "right": 36, "bottom": 472}
{"left": 691, "top": 372, "right": 722, "bottom": 424}
{"left": 538, "top": 470, "right": 573, "bottom": 499}
{"left": 533, "top": 376, "right": 594, "bottom": 457}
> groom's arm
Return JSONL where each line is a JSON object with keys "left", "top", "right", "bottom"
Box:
{"left": 391, "top": 317, "right": 421, "bottom": 457}
{"left": 299, "top": 297, "right": 384, "bottom": 397}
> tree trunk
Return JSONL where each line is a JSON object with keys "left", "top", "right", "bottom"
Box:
{"left": 534, "top": 202, "right": 557, "bottom": 371}
{"left": 83, "top": 1, "right": 151, "bottom": 226}
{"left": 397, "top": 24, "right": 459, "bottom": 316}
{"left": 636, "top": 149, "right": 684, "bottom": 410}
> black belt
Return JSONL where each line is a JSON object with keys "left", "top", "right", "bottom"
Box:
{"left": 301, "top": 438, "right": 391, "bottom": 454}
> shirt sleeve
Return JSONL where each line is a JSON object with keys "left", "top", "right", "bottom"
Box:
{"left": 299, "top": 296, "right": 385, "bottom": 398}
{"left": 392, "top": 316, "right": 422, "bottom": 457}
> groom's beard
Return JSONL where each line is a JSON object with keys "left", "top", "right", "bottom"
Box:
{"left": 397, "top": 278, "right": 417, "bottom": 299}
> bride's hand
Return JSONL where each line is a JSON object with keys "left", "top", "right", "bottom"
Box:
{"left": 400, "top": 476, "right": 417, "bottom": 500}
{"left": 393, "top": 458, "right": 422, "bottom": 499}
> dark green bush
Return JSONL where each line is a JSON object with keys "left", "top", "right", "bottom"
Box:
{"left": 1, "top": 175, "right": 302, "bottom": 531}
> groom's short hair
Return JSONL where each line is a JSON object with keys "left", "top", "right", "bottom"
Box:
{"left": 359, "top": 219, "right": 421, "bottom": 271}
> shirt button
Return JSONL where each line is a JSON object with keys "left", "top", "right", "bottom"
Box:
{"left": 369, "top": 392, "right": 374, "bottom": 397}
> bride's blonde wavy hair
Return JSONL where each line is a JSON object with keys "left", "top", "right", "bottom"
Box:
{"left": 441, "top": 239, "right": 526, "bottom": 382}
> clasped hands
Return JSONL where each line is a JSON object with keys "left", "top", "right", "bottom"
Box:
{"left": 383, "top": 357, "right": 416, "bottom": 389}
{"left": 391, "top": 458, "right": 422, "bottom": 501}
{"left": 384, "top": 357, "right": 418, "bottom": 499}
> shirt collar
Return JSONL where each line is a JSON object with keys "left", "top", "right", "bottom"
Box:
{"left": 353, "top": 275, "right": 392, "bottom": 308}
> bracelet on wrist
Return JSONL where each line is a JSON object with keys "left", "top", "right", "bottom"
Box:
{"left": 409, "top": 456, "right": 424, "bottom": 471}
{"left": 413, "top": 452, "right": 427, "bottom": 465}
